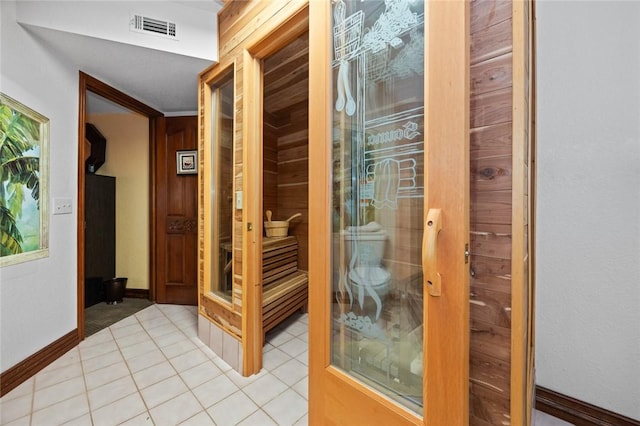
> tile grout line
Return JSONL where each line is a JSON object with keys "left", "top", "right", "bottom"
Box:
{"left": 141, "top": 305, "right": 216, "bottom": 424}
{"left": 25, "top": 348, "right": 87, "bottom": 423}
{"left": 6, "top": 307, "right": 311, "bottom": 426}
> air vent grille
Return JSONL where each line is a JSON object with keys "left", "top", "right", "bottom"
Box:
{"left": 131, "top": 14, "right": 177, "bottom": 39}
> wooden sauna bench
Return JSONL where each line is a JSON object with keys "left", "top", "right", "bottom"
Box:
{"left": 262, "top": 236, "right": 308, "bottom": 335}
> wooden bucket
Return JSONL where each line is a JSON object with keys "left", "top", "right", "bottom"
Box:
{"left": 264, "top": 211, "right": 302, "bottom": 237}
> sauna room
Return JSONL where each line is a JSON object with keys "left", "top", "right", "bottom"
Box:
{"left": 261, "top": 32, "right": 310, "bottom": 334}
{"left": 197, "top": 10, "right": 313, "bottom": 376}
{"left": 198, "top": 1, "right": 534, "bottom": 424}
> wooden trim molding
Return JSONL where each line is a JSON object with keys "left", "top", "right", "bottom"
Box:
{"left": 536, "top": 386, "right": 640, "bottom": 426}
{"left": 124, "top": 288, "right": 150, "bottom": 299}
{"left": 78, "top": 71, "right": 163, "bottom": 339}
{"left": 0, "top": 330, "right": 79, "bottom": 397}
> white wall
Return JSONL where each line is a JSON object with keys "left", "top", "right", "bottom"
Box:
{"left": 536, "top": 1, "right": 640, "bottom": 420}
{"left": 89, "top": 113, "right": 150, "bottom": 290}
{"left": 0, "top": 0, "right": 79, "bottom": 370}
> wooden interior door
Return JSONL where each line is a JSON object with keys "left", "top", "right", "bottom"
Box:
{"left": 155, "top": 116, "right": 199, "bottom": 305}
{"left": 308, "top": 1, "right": 469, "bottom": 424}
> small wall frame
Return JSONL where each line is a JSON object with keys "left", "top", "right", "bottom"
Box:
{"left": 0, "top": 93, "right": 50, "bottom": 267}
{"left": 176, "top": 150, "right": 198, "bottom": 175}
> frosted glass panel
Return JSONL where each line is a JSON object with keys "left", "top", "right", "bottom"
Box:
{"left": 330, "top": 0, "right": 425, "bottom": 414}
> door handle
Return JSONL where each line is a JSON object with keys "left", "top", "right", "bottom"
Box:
{"left": 422, "top": 208, "right": 442, "bottom": 297}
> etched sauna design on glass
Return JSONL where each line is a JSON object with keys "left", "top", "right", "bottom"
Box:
{"left": 210, "top": 71, "right": 234, "bottom": 302}
{"left": 331, "top": 0, "right": 425, "bottom": 413}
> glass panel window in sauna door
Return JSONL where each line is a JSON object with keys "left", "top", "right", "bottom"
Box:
{"left": 331, "top": 0, "right": 425, "bottom": 415}
{"left": 210, "top": 71, "right": 234, "bottom": 303}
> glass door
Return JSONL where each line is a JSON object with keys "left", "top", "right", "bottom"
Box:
{"left": 331, "top": 0, "right": 426, "bottom": 414}
{"left": 209, "top": 70, "right": 235, "bottom": 303}
{"left": 309, "top": 1, "right": 469, "bottom": 424}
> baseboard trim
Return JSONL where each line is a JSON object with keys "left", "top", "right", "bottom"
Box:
{"left": 536, "top": 386, "right": 640, "bottom": 426}
{"left": 125, "top": 288, "right": 150, "bottom": 299}
{"left": 1, "top": 330, "right": 79, "bottom": 398}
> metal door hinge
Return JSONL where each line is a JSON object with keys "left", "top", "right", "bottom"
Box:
{"left": 465, "top": 243, "right": 470, "bottom": 264}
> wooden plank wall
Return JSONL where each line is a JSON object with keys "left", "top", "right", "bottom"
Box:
{"left": 263, "top": 32, "right": 309, "bottom": 272}
{"left": 276, "top": 107, "right": 309, "bottom": 272}
{"left": 199, "top": 0, "right": 307, "bottom": 337}
{"left": 264, "top": 115, "right": 279, "bottom": 219}
{"left": 263, "top": 105, "right": 310, "bottom": 273}
{"left": 469, "top": 0, "right": 517, "bottom": 424}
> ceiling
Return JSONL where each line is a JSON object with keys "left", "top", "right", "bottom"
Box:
{"left": 25, "top": 1, "right": 309, "bottom": 118}
{"left": 22, "top": 1, "right": 223, "bottom": 115}
{"left": 263, "top": 33, "right": 309, "bottom": 127}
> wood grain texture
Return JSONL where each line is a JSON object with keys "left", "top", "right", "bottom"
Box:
{"left": 471, "top": 17, "right": 513, "bottom": 65}
{"left": 471, "top": 52, "right": 513, "bottom": 96}
{"left": 470, "top": 0, "right": 512, "bottom": 35}
{"left": 471, "top": 223, "right": 512, "bottom": 259}
{"left": 261, "top": 31, "right": 309, "bottom": 272}
{"left": 471, "top": 122, "right": 513, "bottom": 159}
{"left": 202, "top": 0, "right": 310, "bottom": 377}
{"left": 471, "top": 189, "right": 513, "bottom": 225}
{"left": 470, "top": 349, "right": 511, "bottom": 396}
{"left": 471, "top": 86, "right": 513, "bottom": 128}
{"left": 470, "top": 381, "right": 512, "bottom": 424}
{"left": 468, "top": 1, "right": 520, "bottom": 423}
{"left": 536, "top": 386, "right": 640, "bottom": 426}
{"left": 155, "top": 116, "right": 199, "bottom": 305}
{"left": 510, "top": 1, "right": 535, "bottom": 423}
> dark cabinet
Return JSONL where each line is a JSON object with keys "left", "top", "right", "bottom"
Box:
{"left": 84, "top": 173, "right": 115, "bottom": 307}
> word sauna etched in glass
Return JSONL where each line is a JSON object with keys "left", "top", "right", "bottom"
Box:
{"left": 330, "top": 0, "right": 425, "bottom": 415}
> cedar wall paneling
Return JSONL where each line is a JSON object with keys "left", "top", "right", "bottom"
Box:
{"left": 263, "top": 116, "right": 279, "bottom": 218}
{"left": 469, "top": 0, "right": 533, "bottom": 424}
{"left": 275, "top": 106, "right": 309, "bottom": 272}
{"left": 262, "top": 105, "right": 310, "bottom": 273}
{"left": 199, "top": 0, "right": 307, "bottom": 338}
{"left": 469, "top": 0, "right": 513, "bottom": 424}
{"left": 263, "top": 31, "right": 309, "bottom": 272}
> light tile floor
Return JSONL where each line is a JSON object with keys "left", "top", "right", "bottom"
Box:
{"left": 1, "top": 304, "right": 308, "bottom": 426}
{"left": 1, "top": 303, "right": 571, "bottom": 425}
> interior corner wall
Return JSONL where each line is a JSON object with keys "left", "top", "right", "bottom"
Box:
{"left": 87, "top": 113, "right": 150, "bottom": 290}
{"left": 536, "top": 1, "right": 640, "bottom": 420}
{"left": 1, "top": 0, "right": 79, "bottom": 371}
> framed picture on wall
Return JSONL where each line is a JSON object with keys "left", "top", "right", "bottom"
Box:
{"left": 176, "top": 150, "right": 198, "bottom": 175}
{"left": 0, "top": 93, "right": 50, "bottom": 267}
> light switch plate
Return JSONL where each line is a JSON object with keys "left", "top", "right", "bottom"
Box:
{"left": 235, "top": 191, "right": 243, "bottom": 210}
{"left": 53, "top": 198, "right": 73, "bottom": 215}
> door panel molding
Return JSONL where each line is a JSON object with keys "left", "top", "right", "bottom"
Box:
{"left": 155, "top": 116, "right": 199, "bottom": 305}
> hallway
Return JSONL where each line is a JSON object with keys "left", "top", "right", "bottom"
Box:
{"left": 0, "top": 304, "right": 570, "bottom": 425}
{"left": 0, "top": 305, "right": 308, "bottom": 425}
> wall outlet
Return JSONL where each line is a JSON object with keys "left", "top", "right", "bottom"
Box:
{"left": 53, "top": 198, "right": 73, "bottom": 215}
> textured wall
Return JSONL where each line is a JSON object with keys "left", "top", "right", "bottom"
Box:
{"left": 1, "top": 0, "right": 79, "bottom": 371}
{"left": 536, "top": 1, "right": 640, "bottom": 420}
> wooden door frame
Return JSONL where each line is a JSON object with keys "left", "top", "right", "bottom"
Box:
{"left": 77, "top": 72, "right": 163, "bottom": 339}
{"left": 308, "top": 1, "right": 469, "bottom": 424}
{"left": 242, "top": 2, "right": 309, "bottom": 376}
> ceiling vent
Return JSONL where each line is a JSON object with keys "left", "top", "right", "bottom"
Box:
{"left": 130, "top": 14, "right": 177, "bottom": 39}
